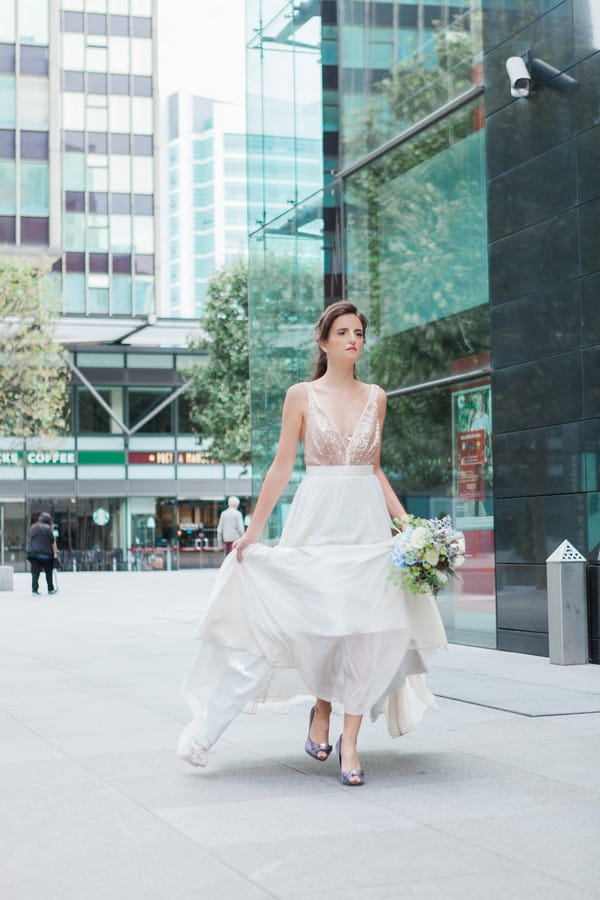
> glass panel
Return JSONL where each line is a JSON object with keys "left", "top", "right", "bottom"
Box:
{"left": 134, "top": 253, "right": 153, "bottom": 274}
{"left": 20, "top": 216, "right": 48, "bottom": 244}
{"left": 62, "top": 11, "right": 84, "bottom": 34}
{"left": 88, "top": 191, "right": 108, "bottom": 213}
{"left": 78, "top": 386, "right": 123, "bottom": 433}
{"left": 20, "top": 161, "right": 48, "bottom": 214}
{"left": 62, "top": 92, "right": 84, "bottom": 130}
{"left": 87, "top": 13, "right": 107, "bottom": 35}
{"left": 86, "top": 106, "right": 108, "bottom": 131}
{"left": 20, "top": 129, "right": 48, "bottom": 159}
{"left": 62, "top": 32, "right": 85, "bottom": 68}
{"left": 0, "top": 43, "right": 16, "bottom": 73}
{"left": 0, "top": 76, "right": 16, "bottom": 128}
{"left": 131, "top": 96, "right": 152, "bottom": 133}
{"left": 131, "top": 0, "right": 151, "bottom": 14}
{"left": 64, "top": 152, "right": 85, "bottom": 190}
{"left": 109, "top": 95, "right": 130, "bottom": 130}
{"left": 340, "top": 0, "right": 483, "bottom": 167}
{"left": 87, "top": 225, "right": 109, "bottom": 251}
{"left": 109, "top": 154, "right": 130, "bottom": 190}
{"left": 131, "top": 38, "right": 152, "bottom": 74}
{"left": 77, "top": 352, "right": 125, "bottom": 367}
{"left": 132, "top": 133, "right": 152, "bottom": 155}
{"left": 0, "top": 215, "right": 16, "bottom": 241}
{"left": 111, "top": 274, "right": 131, "bottom": 313}
{"left": 88, "top": 287, "right": 109, "bottom": 312}
{"left": 64, "top": 272, "right": 86, "bottom": 312}
{"left": 110, "top": 192, "right": 130, "bottom": 213}
{"left": 87, "top": 164, "right": 108, "bottom": 190}
{"left": 64, "top": 130, "right": 84, "bottom": 151}
{"left": 86, "top": 46, "right": 107, "bottom": 71}
{"left": 133, "top": 193, "right": 152, "bottom": 214}
{"left": 109, "top": 15, "right": 129, "bottom": 36}
{"left": 65, "top": 189, "right": 85, "bottom": 211}
{"left": 65, "top": 251, "right": 85, "bottom": 271}
{"left": 127, "top": 353, "right": 172, "bottom": 369}
{"left": 131, "top": 17, "right": 151, "bottom": 38}
{"left": 131, "top": 155, "right": 152, "bottom": 191}
{"left": 110, "top": 214, "right": 132, "bottom": 250}
{"left": 19, "top": 0, "right": 49, "bottom": 45}
{"left": 110, "top": 132, "right": 129, "bottom": 153}
{"left": 20, "top": 45, "right": 48, "bottom": 75}
{"left": 87, "top": 71, "right": 107, "bottom": 94}
{"left": 0, "top": 160, "right": 16, "bottom": 213}
{"left": 132, "top": 74, "right": 151, "bottom": 96}
{"left": 64, "top": 212, "right": 86, "bottom": 250}
{"left": 345, "top": 100, "right": 489, "bottom": 385}
{"left": 134, "top": 276, "right": 153, "bottom": 313}
{"left": 128, "top": 388, "right": 172, "bottom": 433}
{"left": 109, "top": 73, "right": 129, "bottom": 94}
{"left": 63, "top": 70, "right": 84, "bottom": 91}
{"left": 108, "top": 35, "right": 129, "bottom": 73}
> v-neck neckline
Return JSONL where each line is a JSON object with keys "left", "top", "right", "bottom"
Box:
{"left": 308, "top": 383, "right": 374, "bottom": 442}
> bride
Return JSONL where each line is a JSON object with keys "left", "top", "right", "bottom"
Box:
{"left": 177, "top": 301, "right": 447, "bottom": 785}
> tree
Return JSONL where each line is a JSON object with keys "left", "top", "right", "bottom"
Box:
{"left": 186, "top": 262, "right": 250, "bottom": 464}
{"left": 0, "top": 257, "right": 69, "bottom": 437}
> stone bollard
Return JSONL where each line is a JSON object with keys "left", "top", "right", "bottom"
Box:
{"left": 546, "top": 540, "right": 588, "bottom": 665}
{"left": 0, "top": 566, "right": 14, "bottom": 591}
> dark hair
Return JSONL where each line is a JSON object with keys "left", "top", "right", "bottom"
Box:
{"left": 311, "top": 301, "right": 368, "bottom": 380}
{"left": 38, "top": 512, "right": 52, "bottom": 525}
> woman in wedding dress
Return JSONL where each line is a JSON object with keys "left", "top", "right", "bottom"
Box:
{"left": 177, "top": 301, "right": 447, "bottom": 785}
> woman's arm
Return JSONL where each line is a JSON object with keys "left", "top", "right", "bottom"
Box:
{"left": 373, "top": 388, "right": 408, "bottom": 521}
{"left": 234, "top": 383, "right": 305, "bottom": 559}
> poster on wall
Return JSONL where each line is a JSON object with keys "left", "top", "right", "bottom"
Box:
{"left": 451, "top": 382, "right": 492, "bottom": 526}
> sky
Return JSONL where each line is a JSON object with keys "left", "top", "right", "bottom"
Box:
{"left": 157, "top": 0, "right": 246, "bottom": 106}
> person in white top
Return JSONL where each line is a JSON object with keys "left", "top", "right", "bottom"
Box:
{"left": 216, "top": 496, "right": 244, "bottom": 555}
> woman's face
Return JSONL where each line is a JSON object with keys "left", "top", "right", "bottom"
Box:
{"left": 320, "top": 314, "right": 365, "bottom": 363}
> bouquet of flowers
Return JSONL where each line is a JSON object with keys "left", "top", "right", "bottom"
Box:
{"left": 390, "top": 514, "right": 466, "bottom": 596}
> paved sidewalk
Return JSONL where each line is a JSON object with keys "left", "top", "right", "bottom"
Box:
{"left": 1, "top": 570, "right": 599, "bottom": 900}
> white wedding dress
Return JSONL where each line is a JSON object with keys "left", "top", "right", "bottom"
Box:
{"left": 177, "top": 383, "right": 448, "bottom": 766}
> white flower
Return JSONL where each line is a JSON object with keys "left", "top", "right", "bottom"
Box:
{"left": 454, "top": 555, "right": 465, "bottom": 568}
{"left": 457, "top": 537, "right": 466, "bottom": 553}
{"left": 437, "top": 572, "right": 448, "bottom": 584}
{"left": 424, "top": 548, "right": 439, "bottom": 566}
{"left": 410, "top": 526, "right": 429, "bottom": 549}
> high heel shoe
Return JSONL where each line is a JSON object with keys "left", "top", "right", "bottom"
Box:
{"left": 304, "top": 706, "right": 332, "bottom": 761}
{"left": 335, "top": 735, "right": 365, "bottom": 786}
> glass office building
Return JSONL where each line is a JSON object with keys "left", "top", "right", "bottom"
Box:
{"left": 246, "top": 0, "right": 600, "bottom": 659}
{"left": 0, "top": 0, "right": 251, "bottom": 571}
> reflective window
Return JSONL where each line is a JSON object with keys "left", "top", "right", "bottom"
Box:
{"left": 62, "top": 32, "right": 85, "bottom": 69}
{"left": 78, "top": 386, "right": 122, "bottom": 432}
{"left": 108, "top": 35, "right": 129, "bottom": 73}
{"left": 132, "top": 133, "right": 152, "bottom": 155}
{"left": 65, "top": 190, "right": 85, "bottom": 211}
{"left": 128, "top": 388, "right": 172, "bottom": 433}
{"left": 133, "top": 193, "right": 153, "bottom": 215}
{"left": 134, "top": 253, "right": 153, "bottom": 274}
{"left": 64, "top": 130, "right": 84, "bottom": 151}
{"left": 224, "top": 206, "right": 247, "bottom": 225}
{"left": 0, "top": 3, "right": 15, "bottom": 43}
{"left": 19, "top": 0, "right": 49, "bottom": 45}
{"left": 110, "top": 132, "right": 130, "bottom": 153}
{"left": 86, "top": 46, "right": 107, "bottom": 71}
{"left": 20, "top": 216, "right": 48, "bottom": 244}
{"left": 109, "top": 73, "right": 129, "bottom": 94}
{"left": 132, "top": 155, "right": 152, "bottom": 192}
{"left": 88, "top": 72, "right": 108, "bottom": 94}
{"left": 109, "top": 15, "right": 129, "bottom": 35}
{"left": 109, "top": 95, "right": 130, "bottom": 130}
{"left": 21, "top": 129, "right": 48, "bottom": 159}
{"left": 20, "top": 161, "right": 48, "bottom": 214}
{"left": 194, "top": 161, "right": 212, "bottom": 183}
{"left": 224, "top": 157, "right": 245, "bottom": 177}
{"left": 63, "top": 152, "right": 85, "bottom": 190}
{"left": 89, "top": 191, "right": 109, "bottom": 213}
{"left": 0, "top": 129, "right": 15, "bottom": 158}
{"left": 0, "top": 76, "right": 16, "bottom": 128}
{"left": 133, "top": 217, "right": 153, "bottom": 253}
{"left": 87, "top": 13, "right": 107, "bottom": 35}
{"left": 0, "top": 215, "right": 16, "bottom": 241}
{"left": 194, "top": 233, "right": 214, "bottom": 254}
{"left": 87, "top": 226, "right": 109, "bottom": 251}
{"left": 131, "top": 96, "right": 152, "bottom": 133}
{"left": 65, "top": 252, "right": 85, "bottom": 271}
{"left": 110, "top": 192, "right": 130, "bottom": 213}
{"left": 64, "top": 212, "right": 85, "bottom": 250}
{"left": 63, "top": 70, "right": 84, "bottom": 91}
{"left": 194, "top": 185, "right": 212, "bottom": 207}
{"left": 87, "top": 165, "right": 107, "bottom": 191}
{"left": 131, "top": 17, "right": 152, "bottom": 38}
{"left": 88, "top": 287, "right": 109, "bottom": 313}
{"left": 20, "top": 45, "right": 48, "bottom": 75}
{"left": 64, "top": 273, "right": 86, "bottom": 313}
{"left": 86, "top": 106, "right": 108, "bottom": 132}
{"left": 87, "top": 132, "right": 107, "bottom": 154}
{"left": 131, "top": 0, "right": 152, "bottom": 15}
{"left": 112, "top": 252, "right": 131, "bottom": 273}
{"left": 132, "top": 74, "right": 151, "bottom": 96}
{"left": 0, "top": 160, "right": 16, "bottom": 213}
{"left": 89, "top": 252, "right": 109, "bottom": 273}
{"left": 134, "top": 276, "right": 154, "bottom": 314}
{"left": 224, "top": 133, "right": 245, "bottom": 153}
{"left": 110, "top": 214, "right": 132, "bottom": 250}
{"left": 62, "top": 11, "right": 84, "bottom": 33}
{"left": 193, "top": 138, "right": 212, "bottom": 160}
{"left": 62, "top": 92, "right": 84, "bottom": 130}
{"left": 131, "top": 37, "right": 151, "bottom": 74}
{"left": 109, "top": 155, "right": 130, "bottom": 190}
{"left": 0, "top": 43, "right": 16, "bottom": 73}
{"left": 112, "top": 274, "right": 131, "bottom": 313}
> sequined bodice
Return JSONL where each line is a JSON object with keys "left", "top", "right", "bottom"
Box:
{"left": 303, "top": 382, "right": 380, "bottom": 466}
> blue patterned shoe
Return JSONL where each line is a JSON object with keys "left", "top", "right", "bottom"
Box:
{"left": 304, "top": 706, "right": 332, "bottom": 761}
{"left": 335, "top": 735, "right": 365, "bottom": 786}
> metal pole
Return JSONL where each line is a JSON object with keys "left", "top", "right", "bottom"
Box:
{"left": 0, "top": 505, "right": 4, "bottom": 567}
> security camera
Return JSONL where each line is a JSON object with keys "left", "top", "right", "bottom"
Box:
{"left": 506, "top": 56, "right": 533, "bottom": 98}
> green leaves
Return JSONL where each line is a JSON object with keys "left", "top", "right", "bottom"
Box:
{"left": 185, "top": 263, "right": 250, "bottom": 464}
{"left": 0, "top": 257, "right": 69, "bottom": 438}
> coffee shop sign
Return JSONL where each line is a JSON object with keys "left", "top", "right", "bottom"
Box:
{"left": 0, "top": 450, "right": 76, "bottom": 465}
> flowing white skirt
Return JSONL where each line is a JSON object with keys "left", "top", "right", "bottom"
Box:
{"left": 177, "top": 465, "right": 448, "bottom": 766}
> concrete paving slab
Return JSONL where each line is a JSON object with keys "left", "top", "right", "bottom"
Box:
{"left": 0, "top": 569, "right": 599, "bottom": 899}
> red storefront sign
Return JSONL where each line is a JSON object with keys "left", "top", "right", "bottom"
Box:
{"left": 128, "top": 451, "right": 217, "bottom": 465}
